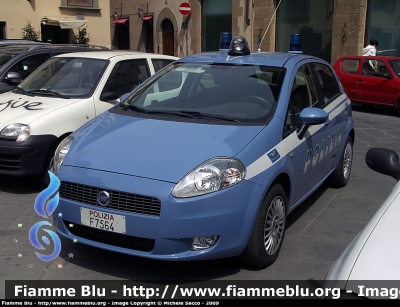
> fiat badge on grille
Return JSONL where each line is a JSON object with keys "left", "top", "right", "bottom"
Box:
{"left": 97, "top": 191, "right": 110, "bottom": 207}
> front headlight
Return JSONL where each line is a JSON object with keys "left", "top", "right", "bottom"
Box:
{"left": 0, "top": 124, "right": 31, "bottom": 142}
{"left": 172, "top": 157, "right": 246, "bottom": 198}
{"left": 52, "top": 136, "right": 74, "bottom": 175}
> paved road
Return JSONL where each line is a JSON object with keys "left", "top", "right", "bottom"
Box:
{"left": 1, "top": 103, "right": 399, "bottom": 298}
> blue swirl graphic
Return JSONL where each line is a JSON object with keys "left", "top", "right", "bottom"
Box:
{"left": 30, "top": 171, "right": 62, "bottom": 261}
{"left": 34, "top": 171, "right": 60, "bottom": 218}
{"left": 29, "top": 221, "right": 61, "bottom": 261}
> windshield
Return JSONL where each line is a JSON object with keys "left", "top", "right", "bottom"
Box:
{"left": 123, "top": 62, "right": 285, "bottom": 123}
{"left": 388, "top": 60, "right": 400, "bottom": 76}
{"left": 17, "top": 57, "right": 108, "bottom": 98}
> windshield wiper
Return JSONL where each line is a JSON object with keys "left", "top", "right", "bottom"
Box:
{"left": 13, "top": 87, "right": 34, "bottom": 96}
{"left": 129, "top": 106, "right": 240, "bottom": 121}
{"left": 180, "top": 111, "right": 240, "bottom": 122}
{"left": 30, "top": 89, "right": 70, "bottom": 99}
{"left": 129, "top": 105, "right": 197, "bottom": 119}
{"left": 128, "top": 105, "right": 148, "bottom": 113}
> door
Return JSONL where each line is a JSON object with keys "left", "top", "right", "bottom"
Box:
{"left": 41, "top": 24, "right": 69, "bottom": 43}
{"left": 359, "top": 59, "right": 396, "bottom": 106}
{"left": 337, "top": 58, "right": 362, "bottom": 101}
{"left": 285, "top": 62, "right": 341, "bottom": 208}
{"left": 161, "top": 19, "right": 174, "bottom": 56}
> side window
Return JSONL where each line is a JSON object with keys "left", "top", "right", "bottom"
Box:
{"left": 8, "top": 53, "right": 51, "bottom": 79}
{"left": 102, "top": 59, "right": 149, "bottom": 97}
{"left": 341, "top": 59, "right": 360, "bottom": 74}
{"left": 311, "top": 62, "right": 340, "bottom": 104}
{"left": 362, "top": 60, "right": 389, "bottom": 77}
{"left": 151, "top": 59, "right": 174, "bottom": 72}
{"left": 158, "top": 71, "right": 183, "bottom": 91}
{"left": 284, "top": 64, "right": 318, "bottom": 134}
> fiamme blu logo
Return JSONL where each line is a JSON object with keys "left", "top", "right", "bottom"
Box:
{"left": 28, "top": 171, "right": 62, "bottom": 261}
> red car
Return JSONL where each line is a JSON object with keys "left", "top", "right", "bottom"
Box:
{"left": 333, "top": 55, "right": 400, "bottom": 115}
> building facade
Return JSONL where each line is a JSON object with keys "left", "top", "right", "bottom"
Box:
{"left": 0, "top": 0, "right": 399, "bottom": 65}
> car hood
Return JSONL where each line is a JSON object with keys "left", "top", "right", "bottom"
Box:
{"left": 347, "top": 184, "right": 400, "bottom": 281}
{"left": 64, "top": 112, "right": 265, "bottom": 183}
{"left": 0, "top": 92, "right": 82, "bottom": 127}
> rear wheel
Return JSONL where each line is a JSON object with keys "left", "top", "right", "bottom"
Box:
{"left": 328, "top": 135, "right": 353, "bottom": 188}
{"left": 240, "top": 183, "right": 287, "bottom": 268}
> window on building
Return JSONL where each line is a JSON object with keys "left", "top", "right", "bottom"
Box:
{"left": 276, "top": 0, "right": 333, "bottom": 63}
{"left": 366, "top": 0, "right": 400, "bottom": 56}
{"left": 202, "top": 0, "right": 232, "bottom": 52}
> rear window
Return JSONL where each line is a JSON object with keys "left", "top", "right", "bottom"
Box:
{"left": 340, "top": 59, "right": 360, "bottom": 74}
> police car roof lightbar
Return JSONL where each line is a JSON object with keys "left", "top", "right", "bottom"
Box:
{"left": 219, "top": 32, "right": 232, "bottom": 51}
{"left": 228, "top": 36, "right": 250, "bottom": 56}
{"left": 288, "top": 33, "right": 303, "bottom": 54}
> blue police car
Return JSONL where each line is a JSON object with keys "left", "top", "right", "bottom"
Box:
{"left": 52, "top": 36, "right": 354, "bottom": 268}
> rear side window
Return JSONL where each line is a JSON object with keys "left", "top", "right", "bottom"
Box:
{"left": 311, "top": 63, "right": 341, "bottom": 104}
{"left": 8, "top": 53, "right": 51, "bottom": 79}
{"left": 102, "top": 59, "right": 150, "bottom": 97}
{"left": 152, "top": 59, "right": 175, "bottom": 72}
{"left": 340, "top": 59, "right": 360, "bottom": 74}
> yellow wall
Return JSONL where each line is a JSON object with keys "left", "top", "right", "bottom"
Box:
{"left": 0, "top": 0, "right": 112, "bottom": 49}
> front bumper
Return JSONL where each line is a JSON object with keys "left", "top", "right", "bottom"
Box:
{"left": 0, "top": 135, "right": 57, "bottom": 176}
{"left": 54, "top": 166, "right": 266, "bottom": 261}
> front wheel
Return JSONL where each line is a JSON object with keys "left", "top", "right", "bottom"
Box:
{"left": 397, "top": 101, "right": 400, "bottom": 116}
{"left": 36, "top": 137, "right": 66, "bottom": 188}
{"left": 327, "top": 135, "right": 353, "bottom": 188}
{"left": 240, "top": 183, "right": 287, "bottom": 268}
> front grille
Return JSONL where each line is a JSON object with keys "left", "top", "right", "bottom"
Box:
{"left": 59, "top": 181, "right": 161, "bottom": 217}
{"left": 63, "top": 220, "right": 154, "bottom": 252}
{"left": 0, "top": 153, "right": 21, "bottom": 170}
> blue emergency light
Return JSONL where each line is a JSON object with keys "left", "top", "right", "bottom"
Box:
{"left": 288, "top": 33, "right": 303, "bottom": 53}
{"left": 219, "top": 32, "right": 232, "bottom": 50}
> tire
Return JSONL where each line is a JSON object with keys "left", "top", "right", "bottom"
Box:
{"left": 240, "top": 183, "right": 287, "bottom": 268}
{"left": 36, "top": 153, "right": 53, "bottom": 188}
{"left": 328, "top": 135, "right": 353, "bottom": 188}
{"left": 36, "top": 137, "right": 65, "bottom": 188}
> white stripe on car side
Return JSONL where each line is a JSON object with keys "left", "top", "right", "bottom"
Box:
{"left": 245, "top": 95, "right": 350, "bottom": 180}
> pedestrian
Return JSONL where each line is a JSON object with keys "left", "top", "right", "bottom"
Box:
{"left": 362, "top": 38, "right": 379, "bottom": 71}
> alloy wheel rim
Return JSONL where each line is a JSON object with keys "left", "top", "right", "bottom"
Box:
{"left": 264, "top": 196, "right": 285, "bottom": 255}
{"left": 343, "top": 142, "right": 352, "bottom": 179}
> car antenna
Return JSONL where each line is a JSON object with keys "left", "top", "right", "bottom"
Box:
{"left": 258, "top": 0, "right": 282, "bottom": 53}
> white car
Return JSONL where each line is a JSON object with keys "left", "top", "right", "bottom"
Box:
{"left": 0, "top": 51, "right": 178, "bottom": 186}
{"left": 324, "top": 147, "right": 400, "bottom": 299}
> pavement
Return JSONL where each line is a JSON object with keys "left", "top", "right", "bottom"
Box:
{"left": 1, "top": 103, "right": 400, "bottom": 299}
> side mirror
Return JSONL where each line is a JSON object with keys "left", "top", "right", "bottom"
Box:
{"left": 297, "top": 107, "right": 329, "bottom": 139}
{"left": 100, "top": 91, "right": 119, "bottom": 102}
{"left": 383, "top": 73, "right": 393, "bottom": 79}
{"left": 366, "top": 148, "right": 400, "bottom": 181}
{"left": 5, "top": 71, "right": 23, "bottom": 85}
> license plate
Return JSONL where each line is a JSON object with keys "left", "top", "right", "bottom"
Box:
{"left": 80, "top": 208, "right": 126, "bottom": 234}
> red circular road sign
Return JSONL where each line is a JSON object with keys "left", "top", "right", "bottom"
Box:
{"left": 179, "top": 2, "right": 191, "bottom": 15}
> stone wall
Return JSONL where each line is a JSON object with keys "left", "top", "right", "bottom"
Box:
{"left": 331, "top": 0, "right": 367, "bottom": 64}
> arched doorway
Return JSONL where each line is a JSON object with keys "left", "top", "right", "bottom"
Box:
{"left": 161, "top": 19, "right": 174, "bottom": 56}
